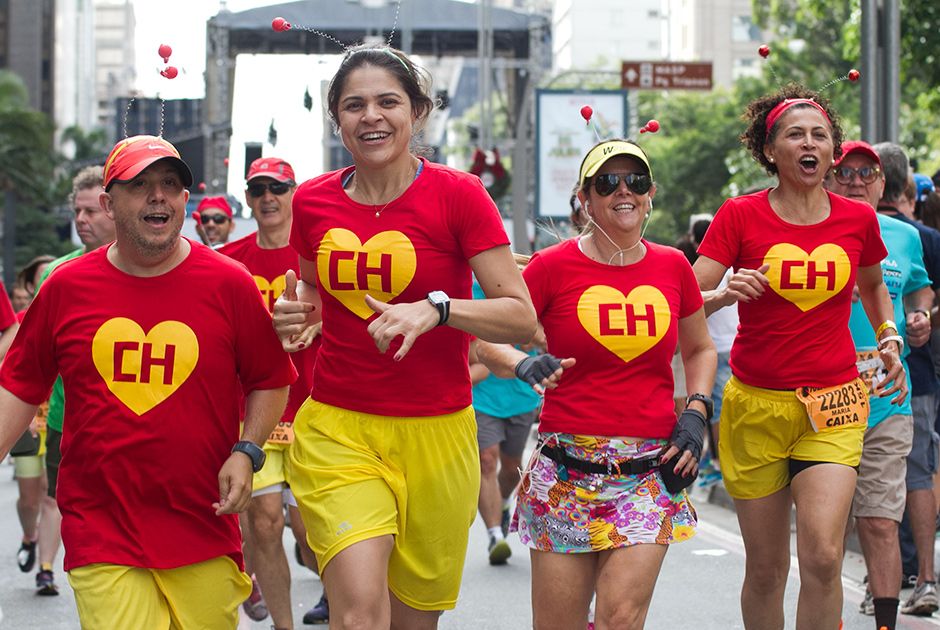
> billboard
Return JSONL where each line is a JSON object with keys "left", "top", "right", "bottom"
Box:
{"left": 535, "top": 90, "right": 627, "bottom": 220}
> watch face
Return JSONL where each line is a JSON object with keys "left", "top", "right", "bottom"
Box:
{"left": 428, "top": 291, "right": 448, "bottom": 305}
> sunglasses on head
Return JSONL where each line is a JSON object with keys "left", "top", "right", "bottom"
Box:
{"left": 832, "top": 165, "right": 881, "bottom": 185}
{"left": 247, "top": 181, "right": 291, "bottom": 197}
{"left": 592, "top": 172, "right": 652, "bottom": 197}
{"left": 200, "top": 214, "right": 229, "bottom": 225}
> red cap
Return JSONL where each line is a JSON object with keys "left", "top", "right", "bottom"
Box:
{"left": 103, "top": 135, "right": 193, "bottom": 191}
{"left": 246, "top": 157, "right": 295, "bottom": 184}
{"left": 196, "top": 196, "right": 232, "bottom": 218}
{"left": 834, "top": 140, "right": 882, "bottom": 169}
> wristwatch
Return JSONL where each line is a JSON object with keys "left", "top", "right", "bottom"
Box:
{"left": 686, "top": 393, "right": 714, "bottom": 422}
{"left": 427, "top": 291, "right": 450, "bottom": 326}
{"left": 231, "top": 441, "right": 266, "bottom": 473}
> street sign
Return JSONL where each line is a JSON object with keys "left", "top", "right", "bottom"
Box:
{"left": 621, "top": 61, "right": 713, "bottom": 91}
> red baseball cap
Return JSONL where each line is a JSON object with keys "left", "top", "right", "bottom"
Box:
{"left": 196, "top": 196, "right": 232, "bottom": 218}
{"left": 246, "top": 157, "right": 295, "bottom": 184}
{"left": 103, "top": 135, "right": 194, "bottom": 191}
{"left": 834, "top": 140, "right": 882, "bottom": 169}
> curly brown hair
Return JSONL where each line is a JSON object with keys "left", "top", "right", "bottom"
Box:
{"left": 740, "top": 83, "right": 843, "bottom": 176}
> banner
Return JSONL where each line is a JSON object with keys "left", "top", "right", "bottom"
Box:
{"left": 535, "top": 90, "right": 627, "bottom": 219}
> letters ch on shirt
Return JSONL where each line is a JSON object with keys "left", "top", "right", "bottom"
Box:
{"left": 763, "top": 243, "right": 850, "bottom": 312}
{"left": 92, "top": 317, "right": 199, "bottom": 415}
{"left": 316, "top": 228, "right": 417, "bottom": 319}
{"left": 577, "top": 285, "right": 670, "bottom": 364}
{"left": 254, "top": 274, "right": 287, "bottom": 312}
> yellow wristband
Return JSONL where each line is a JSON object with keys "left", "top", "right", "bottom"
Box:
{"left": 875, "top": 320, "right": 898, "bottom": 339}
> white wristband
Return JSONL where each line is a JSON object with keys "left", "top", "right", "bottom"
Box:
{"left": 877, "top": 334, "right": 904, "bottom": 352}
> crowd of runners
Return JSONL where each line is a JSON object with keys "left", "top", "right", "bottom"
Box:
{"left": 2, "top": 43, "right": 940, "bottom": 630}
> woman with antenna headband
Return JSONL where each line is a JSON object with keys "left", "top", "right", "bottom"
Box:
{"left": 272, "top": 45, "right": 536, "bottom": 629}
{"left": 693, "top": 84, "right": 906, "bottom": 629}
{"left": 512, "top": 136, "right": 716, "bottom": 629}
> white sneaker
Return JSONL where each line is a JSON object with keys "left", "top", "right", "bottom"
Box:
{"left": 901, "top": 581, "right": 939, "bottom": 616}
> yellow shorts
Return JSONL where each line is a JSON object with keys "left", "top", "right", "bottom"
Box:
{"left": 13, "top": 453, "right": 45, "bottom": 479}
{"left": 288, "top": 398, "right": 479, "bottom": 611}
{"left": 68, "top": 556, "right": 251, "bottom": 630}
{"left": 253, "top": 442, "right": 289, "bottom": 494}
{"left": 718, "top": 376, "right": 866, "bottom": 500}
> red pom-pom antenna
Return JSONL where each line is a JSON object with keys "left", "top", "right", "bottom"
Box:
{"left": 640, "top": 119, "right": 660, "bottom": 134}
{"left": 848, "top": 69, "right": 860, "bottom": 82}
{"left": 158, "top": 44, "right": 173, "bottom": 63}
{"left": 758, "top": 44, "right": 770, "bottom": 58}
{"left": 272, "top": 17, "right": 291, "bottom": 32}
{"left": 579, "top": 105, "right": 593, "bottom": 124}
{"left": 160, "top": 66, "right": 178, "bottom": 79}
{"left": 198, "top": 182, "right": 206, "bottom": 192}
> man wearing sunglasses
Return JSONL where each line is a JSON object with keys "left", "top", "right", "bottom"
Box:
{"left": 825, "top": 140, "right": 936, "bottom": 625}
{"left": 219, "top": 157, "right": 323, "bottom": 629}
{"left": 193, "top": 196, "right": 235, "bottom": 248}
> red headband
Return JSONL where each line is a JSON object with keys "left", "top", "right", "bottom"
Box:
{"left": 764, "top": 98, "right": 831, "bottom": 135}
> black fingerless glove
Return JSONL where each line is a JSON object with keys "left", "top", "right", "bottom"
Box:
{"left": 669, "top": 408, "right": 707, "bottom": 461}
{"left": 514, "top": 354, "right": 563, "bottom": 386}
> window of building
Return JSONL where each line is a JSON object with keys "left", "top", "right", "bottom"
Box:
{"left": 731, "top": 15, "right": 761, "bottom": 42}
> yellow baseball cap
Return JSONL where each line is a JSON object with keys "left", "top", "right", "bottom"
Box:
{"left": 578, "top": 140, "right": 652, "bottom": 187}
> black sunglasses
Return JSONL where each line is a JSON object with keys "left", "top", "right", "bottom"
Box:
{"left": 247, "top": 181, "right": 291, "bottom": 197}
{"left": 832, "top": 165, "right": 881, "bottom": 185}
{"left": 593, "top": 173, "right": 652, "bottom": 197}
{"left": 200, "top": 214, "right": 230, "bottom": 225}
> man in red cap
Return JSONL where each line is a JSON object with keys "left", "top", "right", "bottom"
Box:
{"left": 0, "top": 135, "right": 296, "bottom": 628}
{"left": 826, "top": 140, "right": 934, "bottom": 628}
{"left": 220, "top": 156, "right": 323, "bottom": 628}
{"left": 193, "top": 196, "right": 235, "bottom": 248}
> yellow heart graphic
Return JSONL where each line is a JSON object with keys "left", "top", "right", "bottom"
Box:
{"left": 577, "top": 285, "right": 670, "bottom": 364}
{"left": 316, "top": 228, "right": 417, "bottom": 319}
{"left": 92, "top": 318, "right": 199, "bottom": 416}
{"left": 764, "top": 243, "right": 850, "bottom": 312}
{"left": 254, "top": 274, "right": 286, "bottom": 312}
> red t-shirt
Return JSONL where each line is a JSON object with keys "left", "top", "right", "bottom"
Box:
{"left": 290, "top": 158, "right": 509, "bottom": 416}
{"left": 697, "top": 189, "right": 887, "bottom": 389}
{"left": 0, "top": 284, "right": 14, "bottom": 331}
{"left": 525, "top": 239, "right": 703, "bottom": 438}
{"left": 219, "top": 233, "right": 317, "bottom": 426}
{"left": 0, "top": 241, "right": 297, "bottom": 571}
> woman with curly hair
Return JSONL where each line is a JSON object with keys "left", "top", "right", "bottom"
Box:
{"left": 693, "top": 85, "right": 907, "bottom": 628}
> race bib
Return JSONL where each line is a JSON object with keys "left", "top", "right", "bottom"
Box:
{"left": 795, "top": 378, "right": 869, "bottom": 432}
{"left": 266, "top": 421, "right": 295, "bottom": 445}
{"left": 856, "top": 350, "right": 888, "bottom": 394}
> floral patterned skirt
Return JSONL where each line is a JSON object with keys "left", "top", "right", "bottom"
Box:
{"left": 512, "top": 433, "right": 697, "bottom": 553}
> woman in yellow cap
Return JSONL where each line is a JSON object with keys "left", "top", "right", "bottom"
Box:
{"left": 513, "top": 138, "right": 716, "bottom": 628}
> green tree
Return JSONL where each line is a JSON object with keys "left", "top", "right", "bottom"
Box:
{"left": 0, "top": 70, "right": 69, "bottom": 283}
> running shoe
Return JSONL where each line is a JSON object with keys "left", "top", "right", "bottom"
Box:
{"left": 35, "top": 570, "right": 58, "bottom": 596}
{"left": 302, "top": 593, "right": 329, "bottom": 625}
{"left": 17, "top": 540, "right": 36, "bottom": 573}
{"left": 241, "top": 575, "right": 269, "bottom": 621}
{"left": 901, "top": 581, "right": 939, "bottom": 616}
{"left": 858, "top": 588, "right": 874, "bottom": 615}
{"left": 488, "top": 535, "right": 511, "bottom": 566}
{"left": 903, "top": 573, "right": 919, "bottom": 589}
{"left": 500, "top": 507, "right": 511, "bottom": 538}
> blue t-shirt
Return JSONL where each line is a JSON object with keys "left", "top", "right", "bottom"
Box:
{"left": 884, "top": 212, "right": 940, "bottom": 395}
{"left": 849, "top": 214, "right": 929, "bottom": 424}
{"left": 470, "top": 282, "right": 542, "bottom": 418}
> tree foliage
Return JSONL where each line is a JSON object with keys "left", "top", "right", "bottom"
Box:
{"left": 0, "top": 71, "right": 71, "bottom": 279}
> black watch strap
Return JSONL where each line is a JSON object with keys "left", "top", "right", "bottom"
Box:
{"left": 231, "top": 440, "right": 266, "bottom": 473}
{"left": 686, "top": 393, "right": 714, "bottom": 422}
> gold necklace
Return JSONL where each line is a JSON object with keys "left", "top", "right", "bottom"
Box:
{"left": 356, "top": 160, "right": 418, "bottom": 218}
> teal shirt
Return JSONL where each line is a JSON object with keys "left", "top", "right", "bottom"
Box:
{"left": 848, "top": 215, "right": 929, "bottom": 425}
{"left": 470, "top": 282, "right": 541, "bottom": 418}
{"left": 35, "top": 248, "right": 83, "bottom": 432}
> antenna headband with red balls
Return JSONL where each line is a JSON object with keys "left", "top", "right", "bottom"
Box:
{"left": 764, "top": 98, "right": 831, "bottom": 135}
